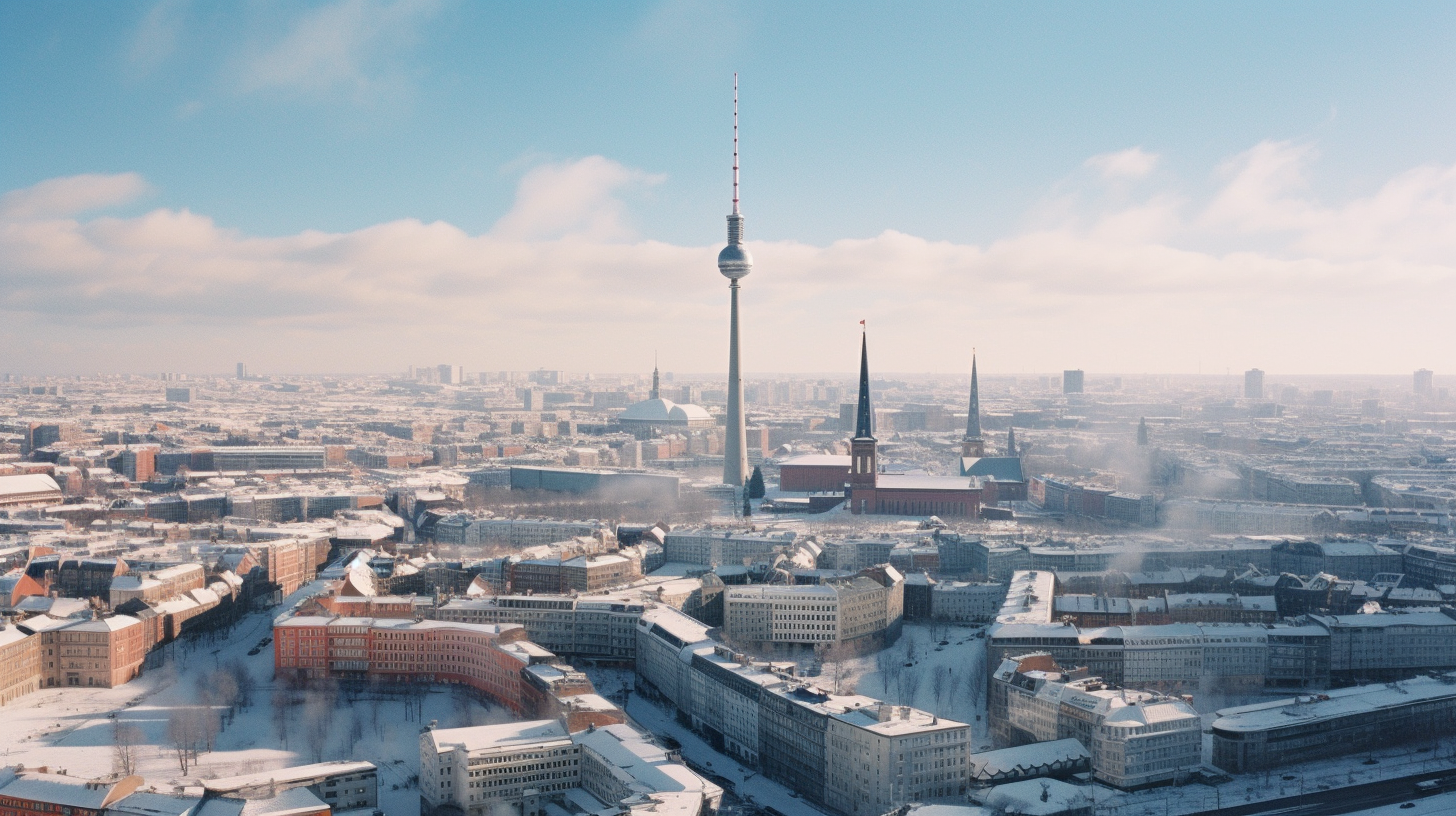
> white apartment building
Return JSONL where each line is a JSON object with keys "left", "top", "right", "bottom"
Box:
{"left": 635, "top": 606, "right": 715, "bottom": 709}
{"left": 1313, "top": 610, "right": 1456, "bottom": 678}
{"left": 825, "top": 703, "right": 970, "bottom": 815}
{"left": 723, "top": 572, "right": 902, "bottom": 649}
{"left": 994, "top": 655, "right": 1202, "bottom": 789}
{"left": 420, "top": 720, "right": 580, "bottom": 816}
{"left": 685, "top": 644, "right": 792, "bottom": 765}
{"left": 1120, "top": 625, "right": 1205, "bottom": 688}
{"left": 930, "top": 581, "right": 1007, "bottom": 622}
{"left": 663, "top": 530, "right": 798, "bottom": 567}
{"left": 726, "top": 585, "right": 842, "bottom": 645}
{"left": 575, "top": 723, "right": 724, "bottom": 814}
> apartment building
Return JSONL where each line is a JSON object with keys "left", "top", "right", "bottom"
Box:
{"left": 434, "top": 595, "right": 643, "bottom": 662}
{"left": 273, "top": 616, "right": 540, "bottom": 712}
{"left": 108, "top": 563, "right": 206, "bottom": 608}
{"left": 825, "top": 703, "right": 970, "bottom": 815}
{"left": 0, "top": 626, "right": 41, "bottom": 705}
{"left": 992, "top": 653, "right": 1202, "bottom": 789}
{"left": 1269, "top": 539, "right": 1403, "bottom": 582}
{"left": 203, "top": 761, "right": 378, "bottom": 811}
{"left": 722, "top": 568, "right": 903, "bottom": 651}
{"left": 635, "top": 605, "right": 968, "bottom": 814}
{"left": 0, "top": 773, "right": 143, "bottom": 816}
{"left": 421, "top": 719, "right": 721, "bottom": 816}
{"left": 1212, "top": 675, "right": 1456, "bottom": 772}
{"left": 1314, "top": 610, "right": 1456, "bottom": 681}
{"left": 574, "top": 723, "right": 724, "bottom": 814}
{"left": 663, "top": 530, "right": 797, "bottom": 567}
{"left": 32, "top": 614, "right": 148, "bottom": 688}
{"left": 420, "top": 720, "right": 580, "bottom": 816}
{"left": 1165, "top": 594, "right": 1277, "bottom": 624}
{"left": 931, "top": 582, "right": 1009, "bottom": 622}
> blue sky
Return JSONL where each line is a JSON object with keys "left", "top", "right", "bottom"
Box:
{"left": 2, "top": 2, "right": 1455, "bottom": 375}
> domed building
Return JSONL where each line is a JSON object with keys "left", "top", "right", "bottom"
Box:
{"left": 617, "top": 365, "right": 715, "bottom": 436}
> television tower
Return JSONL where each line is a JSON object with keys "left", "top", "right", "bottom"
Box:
{"left": 719, "top": 74, "right": 752, "bottom": 487}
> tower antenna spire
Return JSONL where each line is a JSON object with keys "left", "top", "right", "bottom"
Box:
{"left": 732, "top": 73, "right": 740, "bottom": 216}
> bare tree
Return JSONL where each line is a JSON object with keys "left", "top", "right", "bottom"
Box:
{"left": 302, "top": 684, "right": 338, "bottom": 762}
{"left": 111, "top": 720, "right": 143, "bottom": 777}
{"left": 902, "top": 663, "right": 923, "bottom": 707}
{"left": 229, "top": 660, "right": 255, "bottom": 710}
{"left": 932, "top": 667, "right": 949, "bottom": 713}
{"left": 167, "top": 707, "right": 212, "bottom": 774}
{"left": 271, "top": 686, "right": 293, "bottom": 749}
{"left": 210, "top": 670, "right": 240, "bottom": 729}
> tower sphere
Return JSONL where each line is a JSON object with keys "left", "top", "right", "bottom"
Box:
{"left": 718, "top": 241, "right": 753, "bottom": 280}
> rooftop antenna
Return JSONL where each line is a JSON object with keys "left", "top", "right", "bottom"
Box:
{"left": 732, "top": 73, "right": 740, "bottom": 216}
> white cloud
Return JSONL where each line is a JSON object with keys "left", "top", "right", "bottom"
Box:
{"left": 127, "top": 0, "right": 187, "bottom": 77}
{"left": 238, "top": 0, "right": 439, "bottom": 96}
{"left": 1201, "top": 140, "right": 1318, "bottom": 233}
{"left": 1085, "top": 147, "right": 1160, "bottom": 180}
{"left": 491, "top": 156, "right": 666, "bottom": 242}
{"left": 2, "top": 146, "right": 1454, "bottom": 375}
{"left": 0, "top": 173, "right": 151, "bottom": 220}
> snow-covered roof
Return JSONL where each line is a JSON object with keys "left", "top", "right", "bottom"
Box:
{"left": 968, "top": 738, "right": 1089, "bottom": 779}
{"left": 426, "top": 719, "right": 570, "bottom": 754}
{"left": 204, "top": 761, "right": 376, "bottom": 794}
{"left": 1214, "top": 675, "right": 1456, "bottom": 733}
{"left": 0, "top": 474, "right": 61, "bottom": 497}
{"left": 780, "top": 454, "right": 851, "bottom": 467}
{"left": 0, "top": 773, "right": 137, "bottom": 809}
{"left": 981, "top": 778, "right": 1091, "bottom": 816}
{"left": 1166, "top": 593, "right": 1276, "bottom": 611}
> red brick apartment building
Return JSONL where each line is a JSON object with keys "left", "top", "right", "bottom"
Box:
{"left": 274, "top": 616, "right": 549, "bottom": 713}
{"left": 0, "top": 772, "right": 142, "bottom": 816}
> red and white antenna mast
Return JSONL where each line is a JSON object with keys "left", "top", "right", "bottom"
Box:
{"left": 732, "top": 73, "right": 740, "bottom": 216}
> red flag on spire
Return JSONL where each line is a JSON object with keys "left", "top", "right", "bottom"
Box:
{"left": 859, "top": 319, "right": 866, "bottom": 326}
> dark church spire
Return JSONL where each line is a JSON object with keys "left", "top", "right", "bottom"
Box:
{"left": 965, "top": 353, "right": 982, "bottom": 440}
{"left": 854, "top": 330, "right": 874, "bottom": 441}
{"left": 651, "top": 354, "right": 660, "bottom": 401}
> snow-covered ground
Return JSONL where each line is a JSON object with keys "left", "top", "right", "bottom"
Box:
{"left": 828, "top": 623, "right": 992, "bottom": 748}
{"left": 0, "top": 584, "right": 509, "bottom": 816}
{"left": 619, "top": 688, "right": 830, "bottom": 816}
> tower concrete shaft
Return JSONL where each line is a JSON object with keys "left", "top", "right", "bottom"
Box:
{"left": 718, "top": 75, "right": 751, "bottom": 487}
{"left": 724, "top": 280, "right": 748, "bottom": 486}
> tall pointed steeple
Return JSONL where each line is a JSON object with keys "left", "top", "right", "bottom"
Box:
{"left": 650, "top": 355, "right": 660, "bottom": 401}
{"left": 1137, "top": 416, "right": 1149, "bottom": 446}
{"left": 961, "top": 353, "right": 985, "bottom": 458}
{"left": 848, "top": 327, "right": 878, "bottom": 510}
{"left": 854, "top": 331, "right": 874, "bottom": 441}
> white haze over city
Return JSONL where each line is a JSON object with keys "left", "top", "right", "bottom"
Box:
{"left": 2, "top": 141, "right": 1454, "bottom": 375}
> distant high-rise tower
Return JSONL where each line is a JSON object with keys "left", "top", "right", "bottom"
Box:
{"left": 650, "top": 359, "right": 661, "bottom": 401}
{"left": 1244, "top": 368, "right": 1265, "bottom": 400}
{"left": 961, "top": 354, "right": 985, "bottom": 458}
{"left": 236, "top": 363, "right": 248, "bottom": 379}
{"left": 1063, "top": 369, "right": 1084, "bottom": 394}
{"left": 718, "top": 75, "right": 752, "bottom": 487}
{"left": 1415, "top": 369, "right": 1434, "bottom": 396}
{"left": 1137, "top": 417, "right": 1149, "bottom": 446}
